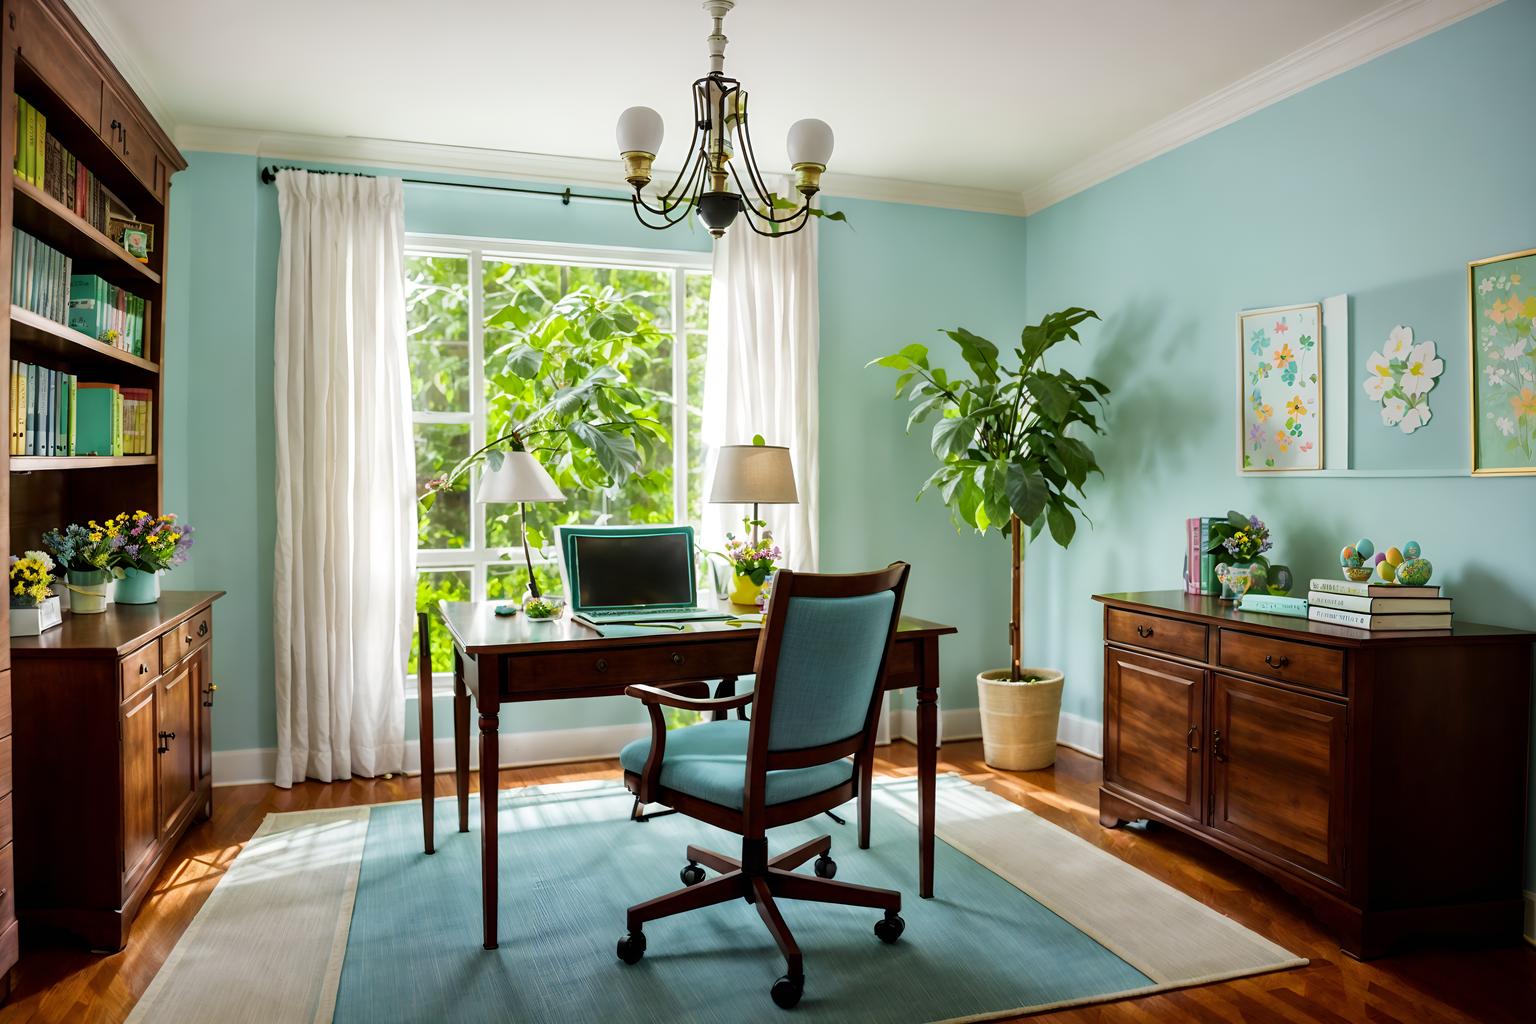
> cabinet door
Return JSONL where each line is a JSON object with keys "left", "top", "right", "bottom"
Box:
{"left": 1104, "top": 649, "right": 1204, "bottom": 824}
{"left": 13, "top": 0, "right": 105, "bottom": 134}
{"left": 121, "top": 685, "right": 158, "bottom": 883}
{"left": 100, "top": 86, "right": 158, "bottom": 194}
{"left": 157, "top": 662, "right": 195, "bottom": 835}
{"left": 1210, "top": 673, "right": 1347, "bottom": 885}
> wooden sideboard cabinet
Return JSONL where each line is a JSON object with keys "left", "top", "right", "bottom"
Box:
{"left": 1094, "top": 591, "right": 1533, "bottom": 959}
{"left": 11, "top": 592, "right": 223, "bottom": 951}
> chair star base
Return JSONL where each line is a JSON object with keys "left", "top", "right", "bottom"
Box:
{"left": 617, "top": 835, "right": 905, "bottom": 1010}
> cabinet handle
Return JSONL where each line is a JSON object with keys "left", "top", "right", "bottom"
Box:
{"left": 1211, "top": 729, "right": 1226, "bottom": 762}
{"left": 198, "top": 621, "right": 209, "bottom": 637}
{"left": 1135, "top": 624, "right": 1154, "bottom": 638}
{"left": 139, "top": 662, "right": 149, "bottom": 674}
{"left": 594, "top": 658, "right": 608, "bottom": 673}
{"left": 203, "top": 683, "right": 219, "bottom": 707}
{"left": 186, "top": 634, "right": 194, "bottom": 644}
{"left": 1263, "top": 654, "right": 1289, "bottom": 669}
{"left": 110, "top": 118, "right": 122, "bottom": 140}
{"left": 1185, "top": 725, "right": 1199, "bottom": 752}
{"left": 671, "top": 652, "right": 684, "bottom": 665}
{"left": 157, "top": 730, "right": 175, "bottom": 754}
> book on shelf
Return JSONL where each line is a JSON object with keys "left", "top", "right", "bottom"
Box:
{"left": 9, "top": 360, "right": 80, "bottom": 456}
{"left": 1308, "top": 606, "right": 1453, "bottom": 631}
{"left": 1184, "top": 516, "right": 1221, "bottom": 595}
{"left": 1309, "top": 578, "right": 1440, "bottom": 599}
{"left": 12, "top": 228, "right": 74, "bottom": 325}
{"left": 1237, "top": 594, "right": 1309, "bottom": 617}
{"left": 67, "top": 274, "right": 147, "bottom": 355}
{"left": 1307, "top": 591, "right": 1451, "bottom": 614}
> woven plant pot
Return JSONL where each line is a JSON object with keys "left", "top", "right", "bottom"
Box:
{"left": 976, "top": 668, "right": 1065, "bottom": 771}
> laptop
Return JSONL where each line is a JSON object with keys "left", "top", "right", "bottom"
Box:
{"left": 556, "top": 525, "right": 732, "bottom": 626}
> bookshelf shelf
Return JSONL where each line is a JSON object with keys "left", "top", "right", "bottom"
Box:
{"left": 10, "top": 305, "right": 158, "bottom": 378}
{"left": 12, "top": 178, "right": 161, "bottom": 292}
{"left": 10, "top": 455, "right": 155, "bottom": 471}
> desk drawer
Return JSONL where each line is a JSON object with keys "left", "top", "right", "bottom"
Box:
{"left": 122, "top": 642, "right": 159, "bottom": 699}
{"left": 510, "top": 638, "right": 758, "bottom": 693}
{"left": 160, "top": 610, "right": 213, "bottom": 672}
{"left": 1219, "top": 629, "right": 1345, "bottom": 694}
{"left": 1106, "top": 608, "right": 1207, "bottom": 662}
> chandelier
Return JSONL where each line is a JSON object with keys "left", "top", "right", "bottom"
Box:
{"left": 614, "top": 0, "right": 834, "bottom": 239}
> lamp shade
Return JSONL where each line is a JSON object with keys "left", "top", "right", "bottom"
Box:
{"left": 616, "top": 106, "right": 664, "bottom": 156}
{"left": 476, "top": 451, "right": 566, "bottom": 504}
{"left": 709, "top": 444, "right": 799, "bottom": 504}
{"left": 786, "top": 118, "right": 834, "bottom": 167}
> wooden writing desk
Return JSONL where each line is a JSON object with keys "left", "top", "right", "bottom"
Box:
{"left": 434, "top": 599, "right": 957, "bottom": 950}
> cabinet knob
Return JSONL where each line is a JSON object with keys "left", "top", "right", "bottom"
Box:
{"left": 186, "top": 634, "right": 194, "bottom": 644}
{"left": 203, "top": 683, "right": 218, "bottom": 708}
{"left": 594, "top": 658, "right": 608, "bottom": 673}
{"left": 671, "top": 652, "right": 684, "bottom": 665}
{"left": 1263, "top": 654, "right": 1289, "bottom": 670}
{"left": 198, "top": 621, "right": 209, "bottom": 637}
{"left": 1135, "top": 624, "right": 1153, "bottom": 638}
{"left": 1185, "top": 725, "right": 1199, "bottom": 753}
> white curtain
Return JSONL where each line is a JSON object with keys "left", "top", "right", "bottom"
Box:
{"left": 701, "top": 207, "right": 820, "bottom": 570}
{"left": 272, "top": 170, "right": 413, "bottom": 788}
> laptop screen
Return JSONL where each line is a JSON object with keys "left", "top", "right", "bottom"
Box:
{"left": 572, "top": 531, "right": 694, "bottom": 609}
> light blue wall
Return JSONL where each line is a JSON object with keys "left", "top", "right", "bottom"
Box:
{"left": 1021, "top": 0, "right": 1535, "bottom": 885}
{"left": 164, "top": 158, "right": 1020, "bottom": 751}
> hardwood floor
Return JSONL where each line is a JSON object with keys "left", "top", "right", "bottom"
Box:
{"left": 0, "top": 741, "right": 1530, "bottom": 1023}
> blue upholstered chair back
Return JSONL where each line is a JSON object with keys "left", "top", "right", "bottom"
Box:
{"left": 759, "top": 590, "right": 898, "bottom": 753}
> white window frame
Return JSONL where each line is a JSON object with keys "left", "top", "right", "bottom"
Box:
{"left": 408, "top": 233, "right": 711, "bottom": 692}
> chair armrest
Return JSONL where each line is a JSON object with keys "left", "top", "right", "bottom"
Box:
{"left": 625, "top": 684, "right": 754, "bottom": 713}
{"left": 624, "top": 685, "right": 754, "bottom": 802}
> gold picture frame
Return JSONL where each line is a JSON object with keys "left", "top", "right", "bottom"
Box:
{"left": 1468, "top": 246, "right": 1536, "bottom": 476}
{"left": 1237, "top": 302, "right": 1324, "bottom": 472}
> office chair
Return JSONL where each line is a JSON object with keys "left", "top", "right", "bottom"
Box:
{"left": 616, "top": 563, "right": 911, "bottom": 1009}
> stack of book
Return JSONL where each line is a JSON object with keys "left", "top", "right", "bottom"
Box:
{"left": 1306, "top": 578, "right": 1452, "bottom": 631}
{"left": 68, "top": 274, "right": 147, "bottom": 356}
{"left": 11, "top": 228, "right": 73, "bottom": 325}
{"left": 18, "top": 95, "right": 129, "bottom": 236}
{"left": 7, "top": 364, "right": 153, "bottom": 457}
{"left": 1183, "top": 516, "right": 1221, "bottom": 595}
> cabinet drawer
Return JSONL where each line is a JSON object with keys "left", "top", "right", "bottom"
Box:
{"left": 160, "top": 609, "right": 212, "bottom": 671}
{"left": 1106, "top": 608, "right": 1206, "bottom": 662}
{"left": 122, "top": 641, "right": 159, "bottom": 698}
{"left": 509, "top": 637, "right": 757, "bottom": 693}
{"left": 1219, "top": 629, "right": 1344, "bottom": 694}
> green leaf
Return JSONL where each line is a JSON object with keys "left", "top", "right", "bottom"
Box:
{"left": 568, "top": 422, "right": 640, "bottom": 480}
{"left": 610, "top": 311, "right": 638, "bottom": 334}
{"left": 1046, "top": 501, "right": 1077, "bottom": 547}
{"left": 588, "top": 316, "right": 613, "bottom": 340}
{"left": 943, "top": 328, "right": 1000, "bottom": 384}
{"left": 484, "top": 449, "right": 506, "bottom": 472}
{"left": 1004, "top": 463, "right": 1047, "bottom": 524}
{"left": 1053, "top": 435, "right": 1100, "bottom": 489}
{"left": 504, "top": 343, "right": 544, "bottom": 379}
{"left": 931, "top": 415, "right": 976, "bottom": 460}
{"left": 1024, "top": 372, "right": 1073, "bottom": 422}
{"left": 1226, "top": 510, "right": 1248, "bottom": 528}
{"left": 419, "top": 491, "right": 436, "bottom": 510}
{"left": 524, "top": 525, "right": 545, "bottom": 552}
{"left": 752, "top": 433, "right": 766, "bottom": 446}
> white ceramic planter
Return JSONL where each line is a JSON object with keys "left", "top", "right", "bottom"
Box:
{"left": 10, "top": 596, "right": 62, "bottom": 636}
{"left": 976, "top": 668, "right": 1065, "bottom": 771}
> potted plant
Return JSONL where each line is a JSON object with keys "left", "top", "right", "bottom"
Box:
{"left": 870, "top": 308, "right": 1109, "bottom": 770}
{"left": 9, "top": 550, "right": 61, "bottom": 636}
{"left": 1205, "top": 511, "right": 1272, "bottom": 599}
{"left": 42, "top": 522, "right": 119, "bottom": 614}
{"left": 719, "top": 518, "right": 783, "bottom": 606}
{"left": 108, "top": 511, "right": 195, "bottom": 605}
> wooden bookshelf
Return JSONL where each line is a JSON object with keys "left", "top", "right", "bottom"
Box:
{"left": 0, "top": 0, "right": 189, "bottom": 971}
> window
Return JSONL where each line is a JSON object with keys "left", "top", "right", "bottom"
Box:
{"left": 407, "top": 236, "right": 711, "bottom": 677}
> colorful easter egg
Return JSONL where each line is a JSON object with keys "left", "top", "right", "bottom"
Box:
{"left": 1372, "top": 552, "right": 1386, "bottom": 565}
{"left": 1339, "top": 545, "right": 1357, "bottom": 566}
{"left": 1403, "top": 540, "right": 1422, "bottom": 559}
{"left": 1355, "top": 538, "right": 1375, "bottom": 559}
{"left": 1384, "top": 546, "right": 1403, "bottom": 566}
{"left": 1397, "top": 558, "right": 1433, "bottom": 586}
{"left": 1376, "top": 560, "right": 1397, "bottom": 582}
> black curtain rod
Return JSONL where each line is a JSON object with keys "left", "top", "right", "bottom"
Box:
{"left": 257, "top": 164, "right": 631, "bottom": 206}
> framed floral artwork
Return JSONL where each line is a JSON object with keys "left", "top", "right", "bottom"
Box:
{"left": 1469, "top": 247, "right": 1536, "bottom": 475}
{"left": 1237, "top": 302, "right": 1323, "bottom": 472}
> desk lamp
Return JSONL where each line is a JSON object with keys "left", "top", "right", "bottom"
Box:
{"left": 477, "top": 451, "right": 565, "bottom": 601}
{"left": 709, "top": 439, "right": 798, "bottom": 544}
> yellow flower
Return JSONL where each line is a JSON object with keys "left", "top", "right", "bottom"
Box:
{"left": 1287, "top": 396, "right": 1307, "bottom": 417}
{"left": 166, "top": 533, "right": 180, "bottom": 543}
{"left": 135, "top": 510, "right": 149, "bottom": 518}
{"left": 12, "top": 583, "right": 22, "bottom": 595}
{"left": 1254, "top": 403, "right": 1273, "bottom": 423}
{"left": 89, "top": 532, "right": 103, "bottom": 543}
{"left": 147, "top": 534, "right": 160, "bottom": 544}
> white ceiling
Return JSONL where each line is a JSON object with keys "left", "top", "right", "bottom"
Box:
{"left": 73, "top": 0, "right": 1473, "bottom": 208}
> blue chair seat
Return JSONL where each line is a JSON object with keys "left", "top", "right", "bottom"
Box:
{"left": 619, "top": 719, "right": 852, "bottom": 810}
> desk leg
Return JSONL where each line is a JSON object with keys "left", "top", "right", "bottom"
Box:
{"left": 480, "top": 704, "right": 500, "bottom": 950}
{"left": 917, "top": 639, "right": 939, "bottom": 899}
{"left": 454, "top": 664, "right": 471, "bottom": 833}
{"left": 419, "top": 639, "right": 436, "bottom": 856}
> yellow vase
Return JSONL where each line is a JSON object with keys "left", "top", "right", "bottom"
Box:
{"left": 729, "top": 572, "right": 763, "bottom": 606}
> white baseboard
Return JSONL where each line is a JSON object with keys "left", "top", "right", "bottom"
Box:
{"left": 1056, "top": 711, "right": 1104, "bottom": 758}
{"left": 890, "top": 706, "right": 980, "bottom": 745}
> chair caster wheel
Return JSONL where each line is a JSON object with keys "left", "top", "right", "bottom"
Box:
{"left": 616, "top": 930, "right": 646, "bottom": 965}
{"left": 771, "top": 974, "right": 804, "bottom": 1009}
{"left": 680, "top": 862, "right": 706, "bottom": 886}
{"left": 874, "top": 911, "right": 905, "bottom": 944}
{"left": 813, "top": 853, "right": 836, "bottom": 879}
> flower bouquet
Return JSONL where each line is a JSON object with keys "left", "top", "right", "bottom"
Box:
{"left": 108, "top": 511, "right": 194, "bottom": 604}
{"left": 719, "top": 518, "right": 782, "bottom": 606}
{"left": 9, "top": 550, "right": 61, "bottom": 636}
{"left": 42, "top": 522, "right": 119, "bottom": 614}
{"left": 1204, "top": 511, "right": 1274, "bottom": 600}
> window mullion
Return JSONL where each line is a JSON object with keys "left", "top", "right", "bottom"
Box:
{"left": 470, "top": 247, "right": 487, "bottom": 591}
{"left": 672, "top": 266, "right": 688, "bottom": 524}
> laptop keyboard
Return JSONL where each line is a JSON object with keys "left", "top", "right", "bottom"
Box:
{"left": 579, "top": 607, "right": 726, "bottom": 622}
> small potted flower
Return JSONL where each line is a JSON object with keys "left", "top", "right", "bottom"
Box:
{"left": 9, "top": 550, "right": 61, "bottom": 636}
{"left": 719, "top": 518, "right": 782, "bottom": 606}
{"left": 42, "top": 522, "right": 118, "bottom": 614}
{"left": 1205, "top": 511, "right": 1274, "bottom": 600}
{"left": 109, "top": 511, "right": 194, "bottom": 605}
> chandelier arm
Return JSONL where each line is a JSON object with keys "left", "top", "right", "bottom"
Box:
{"left": 634, "top": 149, "right": 708, "bottom": 220}
{"left": 728, "top": 162, "right": 810, "bottom": 226}
{"left": 737, "top": 198, "right": 812, "bottom": 237}
{"left": 640, "top": 82, "right": 707, "bottom": 211}
{"left": 732, "top": 100, "right": 784, "bottom": 211}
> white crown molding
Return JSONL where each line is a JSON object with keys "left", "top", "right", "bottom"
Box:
{"left": 63, "top": 0, "right": 177, "bottom": 131}
{"left": 1021, "top": 0, "right": 1503, "bottom": 214}
{"left": 172, "top": 124, "right": 1030, "bottom": 217}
